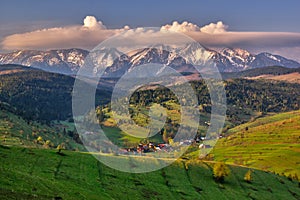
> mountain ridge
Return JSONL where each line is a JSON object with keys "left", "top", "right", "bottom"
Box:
{"left": 0, "top": 46, "right": 299, "bottom": 76}
{"left": 0, "top": 48, "right": 88, "bottom": 74}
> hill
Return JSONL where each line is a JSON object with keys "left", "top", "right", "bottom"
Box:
{"left": 0, "top": 64, "right": 111, "bottom": 123}
{"left": 245, "top": 72, "right": 300, "bottom": 84}
{"left": 0, "top": 108, "right": 83, "bottom": 151}
{"left": 86, "top": 76, "right": 300, "bottom": 149}
{"left": 1, "top": 64, "right": 299, "bottom": 127}
{"left": 222, "top": 66, "right": 300, "bottom": 83}
{"left": 212, "top": 110, "right": 300, "bottom": 177}
{"left": 0, "top": 64, "right": 35, "bottom": 74}
{"left": 1, "top": 146, "right": 300, "bottom": 199}
{"left": 222, "top": 65, "right": 300, "bottom": 78}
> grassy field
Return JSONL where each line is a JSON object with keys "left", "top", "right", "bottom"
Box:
{"left": 101, "top": 126, "right": 163, "bottom": 147}
{"left": 1, "top": 145, "right": 300, "bottom": 199}
{"left": 212, "top": 110, "right": 300, "bottom": 177}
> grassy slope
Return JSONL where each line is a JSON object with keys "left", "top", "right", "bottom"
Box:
{"left": 0, "top": 109, "right": 83, "bottom": 150}
{"left": 101, "top": 100, "right": 212, "bottom": 147}
{"left": 212, "top": 110, "right": 300, "bottom": 176}
{"left": 1, "top": 146, "right": 300, "bottom": 200}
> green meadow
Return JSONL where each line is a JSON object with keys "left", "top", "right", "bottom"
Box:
{"left": 212, "top": 110, "right": 300, "bottom": 177}
{"left": 1, "top": 146, "right": 300, "bottom": 199}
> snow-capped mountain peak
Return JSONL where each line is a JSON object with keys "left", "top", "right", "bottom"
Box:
{"left": 260, "top": 52, "right": 281, "bottom": 62}
{"left": 129, "top": 47, "right": 170, "bottom": 66}
{"left": 0, "top": 48, "right": 89, "bottom": 74}
{"left": 221, "top": 48, "right": 251, "bottom": 58}
{"left": 0, "top": 45, "right": 299, "bottom": 76}
{"left": 90, "top": 48, "right": 124, "bottom": 66}
{"left": 178, "top": 43, "right": 214, "bottom": 65}
{"left": 218, "top": 48, "right": 255, "bottom": 69}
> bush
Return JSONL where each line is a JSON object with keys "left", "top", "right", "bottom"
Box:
{"left": 213, "top": 162, "right": 230, "bottom": 182}
{"left": 37, "top": 136, "right": 44, "bottom": 144}
{"left": 56, "top": 143, "right": 65, "bottom": 153}
{"left": 244, "top": 170, "right": 252, "bottom": 183}
{"left": 293, "top": 173, "right": 299, "bottom": 181}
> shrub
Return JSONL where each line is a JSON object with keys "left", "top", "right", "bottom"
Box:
{"left": 44, "top": 140, "right": 53, "bottom": 148}
{"left": 56, "top": 143, "right": 65, "bottom": 153}
{"left": 213, "top": 162, "right": 230, "bottom": 182}
{"left": 244, "top": 170, "right": 252, "bottom": 183}
{"left": 37, "top": 136, "right": 44, "bottom": 144}
{"left": 293, "top": 173, "right": 299, "bottom": 181}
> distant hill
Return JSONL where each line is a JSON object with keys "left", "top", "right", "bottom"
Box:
{"left": 0, "top": 64, "right": 33, "bottom": 72}
{"left": 212, "top": 110, "right": 300, "bottom": 177}
{"left": 1, "top": 145, "right": 300, "bottom": 199}
{"left": 222, "top": 66, "right": 300, "bottom": 80}
{"left": 1, "top": 63, "right": 299, "bottom": 128}
{"left": 0, "top": 64, "right": 111, "bottom": 123}
{"left": 0, "top": 65, "right": 75, "bottom": 122}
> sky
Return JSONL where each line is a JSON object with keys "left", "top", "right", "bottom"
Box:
{"left": 1, "top": 0, "right": 300, "bottom": 61}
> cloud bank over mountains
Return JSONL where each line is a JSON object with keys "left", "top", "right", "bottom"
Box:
{"left": 1, "top": 16, "right": 300, "bottom": 61}
{"left": 160, "top": 20, "right": 228, "bottom": 34}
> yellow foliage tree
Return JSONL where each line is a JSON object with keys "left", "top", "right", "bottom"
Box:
{"left": 244, "top": 170, "right": 252, "bottom": 183}
{"left": 37, "top": 136, "right": 43, "bottom": 144}
{"left": 213, "top": 162, "right": 230, "bottom": 182}
{"left": 57, "top": 143, "right": 65, "bottom": 153}
{"left": 44, "top": 140, "right": 52, "bottom": 148}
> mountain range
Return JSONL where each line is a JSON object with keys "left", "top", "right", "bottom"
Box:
{"left": 0, "top": 49, "right": 88, "bottom": 74}
{"left": 0, "top": 44, "right": 299, "bottom": 76}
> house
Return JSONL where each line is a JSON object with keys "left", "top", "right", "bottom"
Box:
{"left": 204, "top": 121, "right": 211, "bottom": 126}
{"left": 179, "top": 139, "right": 193, "bottom": 146}
{"left": 199, "top": 144, "right": 212, "bottom": 149}
{"left": 200, "top": 136, "right": 206, "bottom": 140}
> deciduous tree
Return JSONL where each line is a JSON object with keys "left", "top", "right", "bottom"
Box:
{"left": 213, "top": 162, "right": 230, "bottom": 182}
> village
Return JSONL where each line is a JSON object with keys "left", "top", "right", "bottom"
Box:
{"left": 116, "top": 137, "right": 213, "bottom": 156}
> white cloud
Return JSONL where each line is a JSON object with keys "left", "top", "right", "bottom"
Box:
{"left": 161, "top": 21, "right": 200, "bottom": 32}
{"left": 83, "top": 16, "right": 106, "bottom": 29}
{"left": 1, "top": 17, "right": 300, "bottom": 62}
{"left": 188, "top": 31, "right": 300, "bottom": 48}
{"left": 200, "top": 21, "right": 228, "bottom": 34}
{"left": 160, "top": 20, "right": 228, "bottom": 34}
{"left": 1, "top": 16, "right": 119, "bottom": 50}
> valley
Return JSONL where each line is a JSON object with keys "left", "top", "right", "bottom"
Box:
{"left": 1, "top": 2, "right": 300, "bottom": 199}
{"left": 1, "top": 50, "right": 300, "bottom": 199}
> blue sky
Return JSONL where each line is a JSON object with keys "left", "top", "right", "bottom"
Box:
{"left": 1, "top": 0, "right": 300, "bottom": 32}
{"left": 1, "top": 0, "right": 300, "bottom": 61}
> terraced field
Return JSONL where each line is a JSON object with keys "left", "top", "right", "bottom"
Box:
{"left": 212, "top": 110, "right": 300, "bottom": 176}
